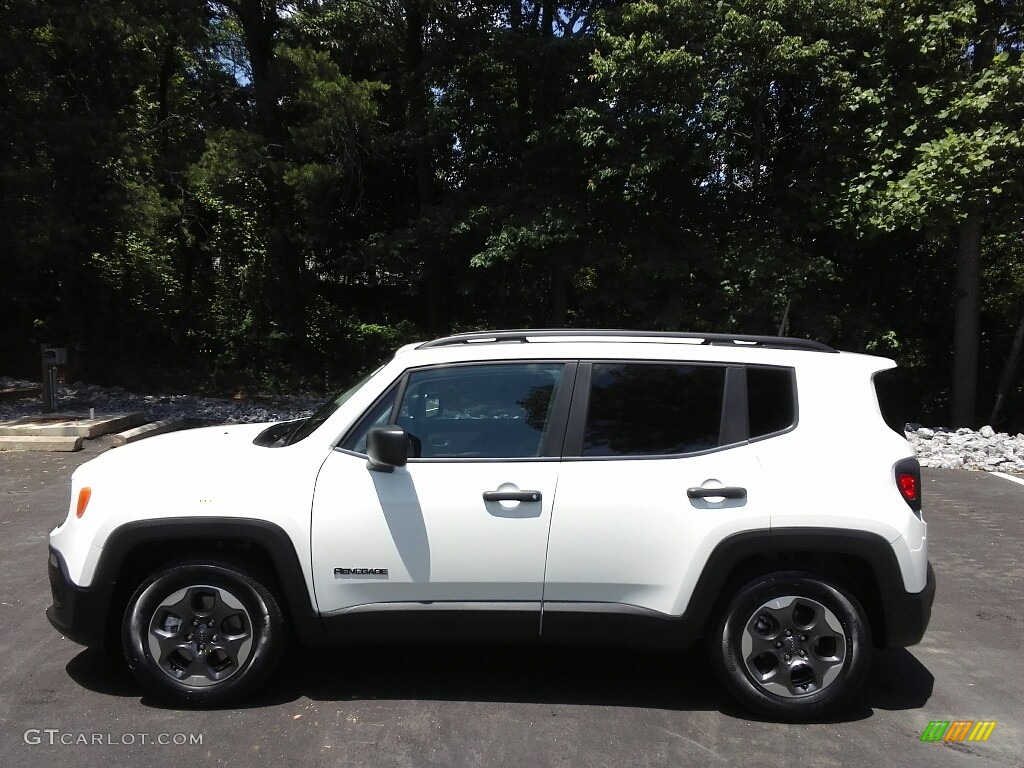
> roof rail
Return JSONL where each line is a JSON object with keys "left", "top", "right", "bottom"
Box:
{"left": 418, "top": 329, "right": 837, "bottom": 353}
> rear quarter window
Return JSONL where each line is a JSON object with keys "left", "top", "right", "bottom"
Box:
{"left": 872, "top": 367, "right": 915, "bottom": 435}
{"left": 747, "top": 366, "right": 796, "bottom": 438}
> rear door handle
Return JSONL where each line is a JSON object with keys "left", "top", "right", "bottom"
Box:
{"left": 483, "top": 490, "right": 542, "bottom": 503}
{"left": 686, "top": 486, "right": 747, "bottom": 500}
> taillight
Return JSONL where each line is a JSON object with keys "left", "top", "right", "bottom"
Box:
{"left": 894, "top": 458, "right": 922, "bottom": 515}
{"left": 897, "top": 472, "right": 918, "bottom": 501}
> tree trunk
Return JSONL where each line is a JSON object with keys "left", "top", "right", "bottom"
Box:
{"left": 229, "top": 0, "right": 280, "bottom": 139}
{"left": 227, "top": 0, "right": 308, "bottom": 364}
{"left": 989, "top": 304, "right": 1024, "bottom": 426}
{"left": 155, "top": 36, "right": 177, "bottom": 153}
{"left": 542, "top": 0, "right": 555, "bottom": 36}
{"left": 952, "top": 216, "right": 982, "bottom": 427}
{"left": 550, "top": 259, "right": 568, "bottom": 326}
{"left": 403, "top": 0, "right": 443, "bottom": 332}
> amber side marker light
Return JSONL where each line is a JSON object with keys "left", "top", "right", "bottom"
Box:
{"left": 76, "top": 487, "right": 92, "bottom": 518}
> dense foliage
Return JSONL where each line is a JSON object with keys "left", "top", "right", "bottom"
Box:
{"left": 1, "top": 0, "right": 1022, "bottom": 428}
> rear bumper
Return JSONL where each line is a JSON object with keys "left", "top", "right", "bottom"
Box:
{"left": 882, "top": 562, "right": 936, "bottom": 648}
{"left": 46, "top": 546, "right": 114, "bottom": 648}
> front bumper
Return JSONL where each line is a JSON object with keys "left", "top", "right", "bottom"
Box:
{"left": 881, "top": 562, "right": 936, "bottom": 648}
{"left": 46, "top": 546, "right": 114, "bottom": 648}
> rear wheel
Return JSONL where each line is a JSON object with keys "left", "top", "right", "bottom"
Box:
{"left": 122, "top": 560, "right": 285, "bottom": 706}
{"left": 708, "top": 572, "right": 871, "bottom": 720}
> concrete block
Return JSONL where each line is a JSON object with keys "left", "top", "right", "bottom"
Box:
{"left": 0, "top": 387, "right": 41, "bottom": 402}
{"left": 112, "top": 418, "right": 189, "bottom": 446}
{"left": 0, "top": 413, "right": 146, "bottom": 438}
{"left": 0, "top": 435, "right": 83, "bottom": 452}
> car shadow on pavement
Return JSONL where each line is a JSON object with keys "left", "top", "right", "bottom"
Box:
{"left": 64, "top": 644, "right": 933, "bottom": 722}
{"left": 64, "top": 648, "right": 141, "bottom": 697}
{"left": 261, "top": 643, "right": 727, "bottom": 712}
{"left": 861, "top": 648, "right": 935, "bottom": 712}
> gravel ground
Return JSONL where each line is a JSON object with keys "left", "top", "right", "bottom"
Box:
{"left": 3, "top": 376, "right": 1023, "bottom": 472}
{"left": 0, "top": 376, "right": 321, "bottom": 425}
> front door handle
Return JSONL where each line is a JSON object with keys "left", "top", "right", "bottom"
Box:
{"left": 483, "top": 490, "right": 542, "bottom": 503}
{"left": 686, "top": 486, "right": 747, "bottom": 500}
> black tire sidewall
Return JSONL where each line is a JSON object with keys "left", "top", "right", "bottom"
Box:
{"left": 122, "top": 562, "right": 282, "bottom": 706}
{"left": 711, "top": 572, "right": 871, "bottom": 720}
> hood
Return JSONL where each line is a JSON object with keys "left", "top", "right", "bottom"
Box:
{"left": 74, "top": 422, "right": 274, "bottom": 483}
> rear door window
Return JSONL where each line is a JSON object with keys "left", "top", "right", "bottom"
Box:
{"left": 582, "top": 363, "right": 726, "bottom": 456}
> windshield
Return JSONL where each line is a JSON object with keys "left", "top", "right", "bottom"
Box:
{"left": 285, "top": 366, "right": 384, "bottom": 445}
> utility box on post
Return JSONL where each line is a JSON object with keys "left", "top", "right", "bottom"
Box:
{"left": 41, "top": 345, "right": 67, "bottom": 412}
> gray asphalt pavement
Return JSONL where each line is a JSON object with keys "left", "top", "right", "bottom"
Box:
{"left": 1, "top": 439, "right": 1022, "bottom": 767}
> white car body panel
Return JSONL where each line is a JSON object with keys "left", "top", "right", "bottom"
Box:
{"left": 311, "top": 451, "right": 558, "bottom": 612}
{"left": 545, "top": 446, "right": 767, "bottom": 615}
{"left": 50, "top": 424, "right": 327, "bottom": 606}
{"left": 755, "top": 356, "right": 929, "bottom": 591}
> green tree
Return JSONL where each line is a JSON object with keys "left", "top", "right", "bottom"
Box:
{"left": 842, "top": 0, "right": 1024, "bottom": 426}
{"left": 575, "top": 0, "right": 876, "bottom": 332}
{"left": 0, "top": 0, "right": 156, "bottom": 371}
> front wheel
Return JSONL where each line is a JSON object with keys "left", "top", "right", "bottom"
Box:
{"left": 708, "top": 572, "right": 871, "bottom": 720}
{"left": 122, "top": 560, "right": 285, "bottom": 706}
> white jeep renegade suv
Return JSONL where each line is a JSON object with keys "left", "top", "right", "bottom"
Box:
{"left": 47, "top": 330, "right": 934, "bottom": 719}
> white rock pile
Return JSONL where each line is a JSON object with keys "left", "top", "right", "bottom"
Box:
{"left": 905, "top": 425, "right": 1024, "bottom": 473}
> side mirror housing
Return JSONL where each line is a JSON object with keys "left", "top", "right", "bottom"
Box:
{"left": 366, "top": 425, "right": 409, "bottom": 472}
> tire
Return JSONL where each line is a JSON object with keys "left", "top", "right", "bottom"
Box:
{"left": 122, "top": 560, "right": 285, "bottom": 707}
{"left": 708, "top": 571, "right": 872, "bottom": 721}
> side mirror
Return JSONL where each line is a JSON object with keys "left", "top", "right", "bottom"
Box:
{"left": 366, "top": 426, "right": 409, "bottom": 472}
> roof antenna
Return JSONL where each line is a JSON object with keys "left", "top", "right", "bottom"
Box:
{"left": 777, "top": 298, "right": 792, "bottom": 337}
